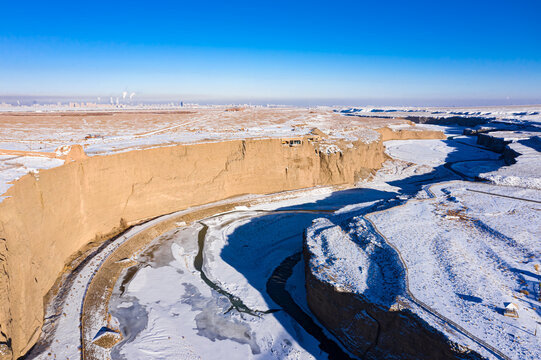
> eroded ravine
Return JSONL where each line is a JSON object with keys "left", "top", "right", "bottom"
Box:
{"left": 1, "top": 136, "right": 392, "bottom": 359}
{"left": 106, "top": 134, "right": 508, "bottom": 359}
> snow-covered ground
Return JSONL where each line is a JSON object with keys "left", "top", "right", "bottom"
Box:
{"left": 0, "top": 155, "right": 63, "bottom": 201}
{"left": 337, "top": 105, "right": 541, "bottom": 125}
{"left": 478, "top": 134, "right": 541, "bottom": 190}
{"left": 384, "top": 138, "right": 501, "bottom": 167}
{"left": 368, "top": 181, "right": 541, "bottom": 359}
{"left": 305, "top": 132, "right": 541, "bottom": 359}
{"left": 109, "top": 221, "right": 326, "bottom": 360}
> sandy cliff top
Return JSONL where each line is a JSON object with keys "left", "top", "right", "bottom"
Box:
{"left": 0, "top": 107, "right": 414, "bottom": 200}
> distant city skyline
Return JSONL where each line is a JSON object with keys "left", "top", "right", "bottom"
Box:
{"left": 1, "top": 0, "right": 540, "bottom": 106}
{"left": 3, "top": 94, "right": 541, "bottom": 108}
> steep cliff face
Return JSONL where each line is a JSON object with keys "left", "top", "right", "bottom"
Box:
{"left": 0, "top": 137, "right": 388, "bottom": 358}
{"left": 376, "top": 128, "right": 447, "bottom": 142}
{"left": 405, "top": 116, "right": 490, "bottom": 127}
{"left": 303, "top": 242, "right": 483, "bottom": 360}
{"left": 0, "top": 237, "right": 9, "bottom": 360}
{"left": 477, "top": 133, "right": 511, "bottom": 153}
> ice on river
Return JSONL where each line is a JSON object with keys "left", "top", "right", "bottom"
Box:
{"left": 109, "top": 221, "right": 329, "bottom": 360}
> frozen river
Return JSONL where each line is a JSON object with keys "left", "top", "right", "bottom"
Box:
{"left": 108, "top": 206, "right": 358, "bottom": 359}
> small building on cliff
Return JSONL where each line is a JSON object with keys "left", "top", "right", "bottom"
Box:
{"left": 504, "top": 303, "right": 519, "bottom": 318}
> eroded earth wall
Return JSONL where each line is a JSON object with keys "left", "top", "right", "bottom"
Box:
{"left": 376, "top": 128, "right": 447, "bottom": 142}
{"left": 303, "top": 242, "right": 483, "bottom": 360}
{"left": 0, "top": 137, "right": 388, "bottom": 358}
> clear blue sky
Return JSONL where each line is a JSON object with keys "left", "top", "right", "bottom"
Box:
{"left": 1, "top": 0, "right": 540, "bottom": 105}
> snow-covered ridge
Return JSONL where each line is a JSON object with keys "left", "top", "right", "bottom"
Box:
{"left": 0, "top": 108, "right": 382, "bottom": 203}
{"left": 337, "top": 105, "right": 541, "bottom": 124}
{"left": 479, "top": 134, "right": 541, "bottom": 189}
{"left": 305, "top": 216, "right": 404, "bottom": 306}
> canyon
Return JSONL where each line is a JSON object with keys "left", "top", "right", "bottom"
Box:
{"left": 0, "top": 106, "right": 539, "bottom": 359}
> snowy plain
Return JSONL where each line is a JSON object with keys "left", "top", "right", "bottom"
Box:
{"left": 306, "top": 132, "right": 540, "bottom": 359}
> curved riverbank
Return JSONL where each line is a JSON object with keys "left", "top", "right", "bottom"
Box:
{"left": 87, "top": 196, "right": 356, "bottom": 359}
{"left": 0, "top": 128, "right": 447, "bottom": 358}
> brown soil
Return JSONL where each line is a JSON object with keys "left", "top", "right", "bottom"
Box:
{"left": 376, "top": 127, "right": 447, "bottom": 141}
{"left": 92, "top": 332, "right": 121, "bottom": 349}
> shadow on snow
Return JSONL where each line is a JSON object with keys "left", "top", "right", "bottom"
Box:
{"left": 218, "top": 125, "right": 516, "bottom": 358}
